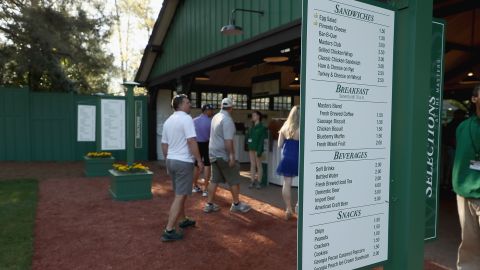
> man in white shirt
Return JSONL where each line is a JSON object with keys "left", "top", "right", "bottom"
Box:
{"left": 204, "top": 97, "right": 251, "bottom": 213}
{"left": 161, "top": 94, "right": 203, "bottom": 242}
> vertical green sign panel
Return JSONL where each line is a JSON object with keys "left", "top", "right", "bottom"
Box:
{"left": 135, "top": 100, "right": 143, "bottom": 149}
{"left": 424, "top": 19, "right": 445, "bottom": 241}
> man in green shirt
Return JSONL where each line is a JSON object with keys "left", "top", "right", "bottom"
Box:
{"left": 452, "top": 84, "right": 480, "bottom": 270}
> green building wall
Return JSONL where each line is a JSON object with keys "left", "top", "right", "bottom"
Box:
{"left": 0, "top": 87, "right": 30, "bottom": 160}
{"left": 149, "top": 0, "right": 302, "bottom": 79}
{"left": 30, "top": 92, "right": 75, "bottom": 161}
{"left": 0, "top": 87, "right": 148, "bottom": 161}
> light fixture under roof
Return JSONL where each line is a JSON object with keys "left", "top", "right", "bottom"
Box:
{"left": 220, "top": 9, "right": 264, "bottom": 36}
{"left": 289, "top": 80, "right": 300, "bottom": 88}
{"left": 460, "top": 12, "right": 480, "bottom": 85}
{"left": 460, "top": 72, "right": 480, "bottom": 85}
{"left": 289, "top": 73, "right": 300, "bottom": 88}
{"left": 263, "top": 56, "right": 289, "bottom": 63}
{"left": 195, "top": 73, "right": 210, "bottom": 81}
{"left": 220, "top": 24, "right": 243, "bottom": 35}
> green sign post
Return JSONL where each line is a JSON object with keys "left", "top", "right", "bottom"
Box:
{"left": 123, "top": 82, "right": 140, "bottom": 165}
{"left": 424, "top": 19, "right": 445, "bottom": 241}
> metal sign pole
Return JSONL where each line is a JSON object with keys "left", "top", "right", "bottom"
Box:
{"left": 123, "top": 82, "right": 140, "bottom": 166}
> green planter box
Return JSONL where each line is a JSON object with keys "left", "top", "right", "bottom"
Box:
{"left": 84, "top": 156, "right": 115, "bottom": 177}
{"left": 109, "top": 169, "right": 153, "bottom": 201}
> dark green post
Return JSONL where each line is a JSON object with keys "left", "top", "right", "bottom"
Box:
{"left": 123, "top": 82, "right": 139, "bottom": 166}
{"left": 383, "top": 0, "right": 433, "bottom": 269}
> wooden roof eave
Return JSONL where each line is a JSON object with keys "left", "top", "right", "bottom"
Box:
{"left": 144, "top": 19, "right": 302, "bottom": 90}
{"left": 135, "top": 0, "right": 180, "bottom": 85}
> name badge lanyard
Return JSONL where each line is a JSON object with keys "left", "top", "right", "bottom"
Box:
{"left": 469, "top": 117, "right": 480, "bottom": 160}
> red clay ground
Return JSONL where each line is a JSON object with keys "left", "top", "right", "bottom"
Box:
{"left": 0, "top": 162, "right": 448, "bottom": 270}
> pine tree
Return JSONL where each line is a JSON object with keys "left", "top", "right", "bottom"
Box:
{"left": 0, "top": 0, "right": 115, "bottom": 94}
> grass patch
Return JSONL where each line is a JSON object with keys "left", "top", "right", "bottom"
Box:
{"left": 0, "top": 179, "right": 38, "bottom": 270}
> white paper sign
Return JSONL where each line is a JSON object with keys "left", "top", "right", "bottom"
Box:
{"left": 101, "top": 99, "right": 125, "bottom": 150}
{"left": 77, "top": 105, "right": 96, "bottom": 142}
{"left": 301, "top": 0, "right": 394, "bottom": 269}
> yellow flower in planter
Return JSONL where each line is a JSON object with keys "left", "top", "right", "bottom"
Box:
{"left": 86, "top": 152, "right": 112, "bottom": 158}
{"left": 113, "top": 163, "right": 149, "bottom": 173}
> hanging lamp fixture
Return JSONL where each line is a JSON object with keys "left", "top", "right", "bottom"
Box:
{"left": 220, "top": 9, "right": 264, "bottom": 36}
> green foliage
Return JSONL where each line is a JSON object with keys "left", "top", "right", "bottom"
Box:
{"left": 0, "top": 0, "right": 114, "bottom": 94}
{"left": 0, "top": 179, "right": 38, "bottom": 270}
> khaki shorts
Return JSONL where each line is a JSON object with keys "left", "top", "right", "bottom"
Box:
{"left": 166, "top": 159, "right": 194, "bottom": 195}
{"left": 211, "top": 158, "right": 241, "bottom": 186}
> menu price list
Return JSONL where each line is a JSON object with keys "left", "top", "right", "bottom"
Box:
{"left": 309, "top": 155, "right": 388, "bottom": 213}
{"left": 301, "top": 0, "right": 394, "bottom": 269}
{"left": 305, "top": 206, "right": 387, "bottom": 270}
{"left": 311, "top": 2, "right": 391, "bottom": 86}
{"left": 303, "top": 151, "right": 389, "bottom": 270}
{"left": 314, "top": 100, "right": 387, "bottom": 150}
{"left": 101, "top": 99, "right": 126, "bottom": 150}
{"left": 77, "top": 105, "right": 96, "bottom": 142}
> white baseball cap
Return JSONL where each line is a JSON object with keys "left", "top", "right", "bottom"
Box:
{"left": 221, "top": 97, "right": 233, "bottom": 108}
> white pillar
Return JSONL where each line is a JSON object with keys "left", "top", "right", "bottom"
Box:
{"left": 156, "top": 90, "right": 172, "bottom": 160}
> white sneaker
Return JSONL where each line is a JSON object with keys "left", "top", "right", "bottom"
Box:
{"left": 202, "top": 191, "right": 208, "bottom": 197}
{"left": 192, "top": 186, "right": 201, "bottom": 193}
{"left": 204, "top": 203, "right": 220, "bottom": 213}
{"left": 230, "top": 202, "right": 251, "bottom": 213}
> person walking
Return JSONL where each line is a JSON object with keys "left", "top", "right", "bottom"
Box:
{"left": 452, "top": 84, "right": 480, "bottom": 269}
{"left": 246, "top": 110, "right": 268, "bottom": 189}
{"left": 192, "top": 104, "right": 214, "bottom": 197}
{"left": 161, "top": 94, "right": 204, "bottom": 242}
{"left": 204, "top": 97, "right": 251, "bottom": 213}
{"left": 276, "top": 106, "right": 300, "bottom": 220}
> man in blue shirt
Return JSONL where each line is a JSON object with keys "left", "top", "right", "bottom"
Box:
{"left": 192, "top": 104, "right": 214, "bottom": 196}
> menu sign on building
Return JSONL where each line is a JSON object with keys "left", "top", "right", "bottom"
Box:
{"left": 77, "top": 105, "right": 96, "bottom": 142}
{"left": 101, "top": 99, "right": 126, "bottom": 150}
{"left": 300, "top": 0, "right": 394, "bottom": 269}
